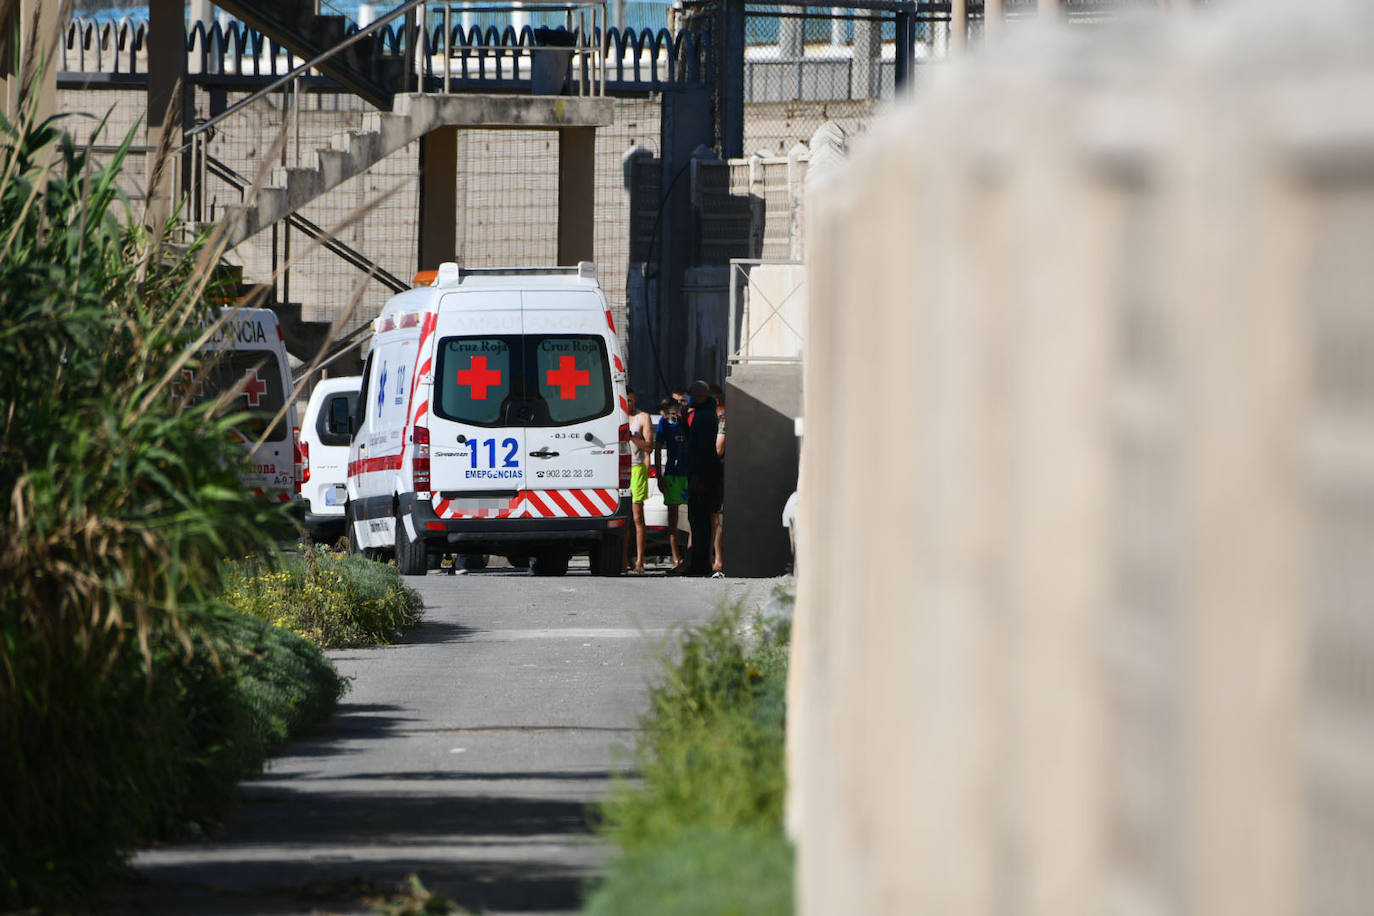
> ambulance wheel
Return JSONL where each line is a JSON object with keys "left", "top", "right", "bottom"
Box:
{"left": 506, "top": 554, "right": 530, "bottom": 570}
{"left": 530, "top": 549, "right": 570, "bottom": 577}
{"left": 394, "top": 518, "right": 428, "bottom": 576}
{"left": 589, "top": 537, "right": 621, "bottom": 577}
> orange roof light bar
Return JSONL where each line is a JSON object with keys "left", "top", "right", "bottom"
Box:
{"left": 412, "top": 269, "right": 438, "bottom": 287}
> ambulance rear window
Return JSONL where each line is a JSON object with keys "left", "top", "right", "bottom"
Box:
{"left": 178, "top": 351, "right": 288, "bottom": 442}
{"left": 436, "top": 338, "right": 514, "bottom": 425}
{"left": 434, "top": 334, "right": 611, "bottom": 427}
{"left": 531, "top": 336, "right": 610, "bottom": 425}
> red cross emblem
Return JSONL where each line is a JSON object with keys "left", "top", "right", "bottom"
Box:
{"left": 241, "top": 368, "right": 268, "bottom": 408}
{"left": 171, "top": 368, "right": 203, "bottom": 401}
{"left": 458, "top": 356, "right": 503, "bottom": 400}
{"left": 546, "top": 356, "right": 590, "bottom": 400}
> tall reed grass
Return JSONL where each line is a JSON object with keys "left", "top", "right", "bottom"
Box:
{"left": 0, "top": 96, "right": 316, "bottom": 907}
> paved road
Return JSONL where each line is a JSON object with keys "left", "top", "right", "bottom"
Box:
{"left": 115, "top": 561, "right": 783, "bottom": 915}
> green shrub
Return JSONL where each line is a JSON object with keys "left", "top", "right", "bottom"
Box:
{"left": 223, "top": 545, "right": 424, "bottom": 647}
{"left": 584, "top": 828, "right": 793, "bottom": 916}
{"left": 0, "top": 104, "right": 314, "bottom": 906}
{"left": 587, "top": 601, "right": 794, "bottom": 913}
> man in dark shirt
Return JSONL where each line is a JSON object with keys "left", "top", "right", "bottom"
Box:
{"left": 682, "top": 379, "right": 723, "bottom": 576}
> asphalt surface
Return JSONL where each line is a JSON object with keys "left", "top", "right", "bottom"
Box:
{"left": 112, "top": 559, "right": 784, "bottom": 916}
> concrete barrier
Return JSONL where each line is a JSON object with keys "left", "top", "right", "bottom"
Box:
{"left": 791, "top": 2, "right": 1374, "bottom": 913}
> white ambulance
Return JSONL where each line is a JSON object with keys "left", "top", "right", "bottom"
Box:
{"left": 187, "top": 307, "right": 300, "bottom": 505}
{"left": 345, "top": 262, "right": 630, "bottom": 576}
{"left": 300, "top": 375, "right": 361, "bottom": 540}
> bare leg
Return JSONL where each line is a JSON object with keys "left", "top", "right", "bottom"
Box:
{"left": 633, "top": 502, "right": 646, "bottom": 571}
{"left": 666, "top": 504, "right": 681, "bottom": 565}
{"left": 711, "top": 512, "right": 723, "bottom": 572}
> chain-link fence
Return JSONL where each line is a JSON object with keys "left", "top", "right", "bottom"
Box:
{"left": 740, "top": 2, "right": 915, "bottom": 156}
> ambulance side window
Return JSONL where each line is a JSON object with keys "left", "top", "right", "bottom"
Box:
{"left": 354, "top": 353, "right": 374, "bottom": 434}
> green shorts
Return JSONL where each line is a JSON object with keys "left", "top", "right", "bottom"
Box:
{"left": 630, "top": 463, "right": 649, "bottom": 503}
{"left": 660, "top": 474, "right": 687, "bottom": 506}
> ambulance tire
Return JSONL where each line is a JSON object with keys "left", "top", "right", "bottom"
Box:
{"left": 530, "top": 549, "right": 570, "bottom": 577}
{"left": 589, "top": 536, "right": 621, "bottom": 577}
{"left": 394, "top": 517, "right": 428, "bottom": 577}
{"left": 506, "top": 554, "right": 531, "bottom": 571}
{"left": 346, "top": 504, "right": 363, "bottom": 557}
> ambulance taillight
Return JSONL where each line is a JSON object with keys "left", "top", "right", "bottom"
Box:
{"left": 618, "top": 423, "right": 631, "bottom": 489}
{"left": 413, "top": 426, "right": 431, "bottom": 491}
{"left": 292, "top": 427, "right": 303, "bottom": 493}
{"left": 300, "top": 439, "right": 310, "bottom": 485}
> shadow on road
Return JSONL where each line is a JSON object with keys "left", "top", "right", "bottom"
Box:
{"left": 114, "top": 855, "right": 592, "bottom": 915}
{"left": 401, "top": 619, "right": 481, "bottom": 645}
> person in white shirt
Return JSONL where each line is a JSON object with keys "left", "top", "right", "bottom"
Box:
{"left": 621, "top": 388, "right": 653, "bottom": 573}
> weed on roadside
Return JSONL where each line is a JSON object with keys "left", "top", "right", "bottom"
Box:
{"left": 369, "top": 874, "right": 462, "bottom": 915}
{"left": 223, "top": 545, "right": 424, "bottom": 647}
{"left": 586, "top": 598, "right": 795, "bottom": 914}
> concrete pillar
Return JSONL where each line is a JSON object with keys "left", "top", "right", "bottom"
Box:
{"left": 723, "top": 364, "right": 802, "bottom": 577}
{"left": 557, "top": 127, "right": 596, "bottom": 265}
{"left": 984, "top": 0, "right": 1002, "bottom": 38}
{"left": 851, "top": 18, "right": 880, "bottom": 98}
{"left": 1, "top": 0, "right": 59, "bottom": 128}
{"left": 146, "top": 0, "right": 190, "bottom": 228}
{"left": 417, "top": 126, "right": 458, "bottom": 271}
{"left": 779, "top": 7, "right": 804, "bottom": 59}
{"left": 950, "top": 0, "right": 966, "bottom": 54}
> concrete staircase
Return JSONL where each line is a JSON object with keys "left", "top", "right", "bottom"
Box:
{"left": 228, "top": 93, "right": 616, "bottom": 248}
{"left": 210, "top": 0, "right": 406, "bottom": 110}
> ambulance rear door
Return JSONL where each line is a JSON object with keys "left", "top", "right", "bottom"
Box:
{"left": 519, "top": 289, "right": 621, "bottom": 519}
{"left": 427, "top": 291, "right": 527, "bottom": 510}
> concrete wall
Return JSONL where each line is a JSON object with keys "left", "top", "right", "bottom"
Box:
{"left": 791, "top": 2, "right": 1374, "bottom": 914}
{"left": 723, "top": 363, "right": 802, "bottom": 577}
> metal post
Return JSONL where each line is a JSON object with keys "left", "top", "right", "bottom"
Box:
{"left": 894, "top": 9, "right": 910, "bottom": 90}
{"left": 404, "top": 8, "right": 417, "bottom": 92}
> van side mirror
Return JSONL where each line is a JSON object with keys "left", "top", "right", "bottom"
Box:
{"left": 347, "top": 415, "right": 357, "bottom": 436}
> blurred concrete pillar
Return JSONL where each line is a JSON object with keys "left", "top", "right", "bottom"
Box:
{"left": 790, "top": 2, "right": 1374, "bottom": 914}
{"left": 558, "top": 127, "right": 596, "bottom": 265}
{"left": 417, "top": 126, "right": 458, "bottom": 271}
{"left": 985, "top": 0, "right": 1002, "bottom": 37}
{"left": 950, "top": 0, "right": 966, "bottom": 53}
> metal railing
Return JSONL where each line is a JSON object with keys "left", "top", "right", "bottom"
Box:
{"left": 427, "top": 3, "right": 608, "bottom": 97}
{"left": 61, "top": 15, "right": 709, "bottom": 94}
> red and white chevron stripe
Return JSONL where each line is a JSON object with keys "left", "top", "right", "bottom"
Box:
{"left": 251, "top": 487, "right": 293, "bottom": 504}
{"left": 433, "top": 488, "right": 619, "bottom": 520}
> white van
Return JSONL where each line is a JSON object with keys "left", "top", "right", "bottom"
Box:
{"left": 300, "top": 375, "right": 361, "bottom": 540}
{"left": 189, "top": 307, "right": 300, "bottom": 505}
{"left": 346, "top": 262, "right": 630, "bottom": 576}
